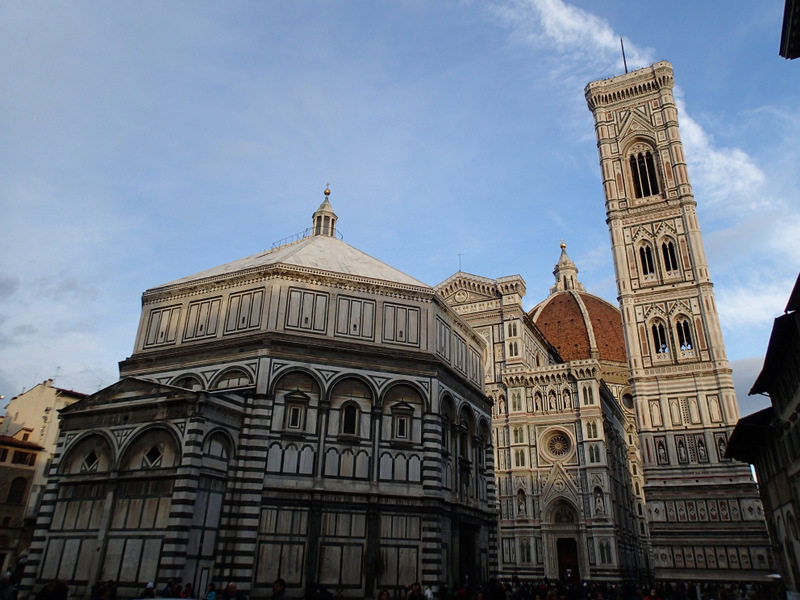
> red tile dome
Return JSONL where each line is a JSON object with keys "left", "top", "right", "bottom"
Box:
{"left": 531, "top": 290, "right": 626, "bottom": 363}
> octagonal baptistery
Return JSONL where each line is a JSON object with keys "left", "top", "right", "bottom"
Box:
{"left": 26, "top": 191, "right": 496, "bottom": 600}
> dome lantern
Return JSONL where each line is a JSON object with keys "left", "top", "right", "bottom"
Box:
{"left": 312, "top": 184, "right": 338, "bottom": 237}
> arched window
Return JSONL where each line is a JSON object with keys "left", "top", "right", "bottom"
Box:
{"left": 519, "top": 539, "right": 532, "bottom": 562}
{"left": 7, "top": 477, "right": 26, "bottom": 504}
{"left": 676, "top": 318, "right": 693, "bottom": 351}
{"left": 342, "top": 404, "right": 358, "bottom": 435}
{"left": 511, "top": 391, "right": 521, "bottom": 412}
{"left": 514, "top": 449, "right": 526, "bottom": 467}
{"left": 652, "top": 321, "right": 669, "bottom": 354}
{"left": 173, "top": 375, "right": 203, "bottom": 390}
{"left": 629, "top": 150, "right": 659, "bottom": 198}
{"left": 661, "top": 241, "right": 679, "bottom": 272}
{"left": 639, "top": 245, "right": 655, "bottom": 276}
{"left": 582, "top": 387, "right": 594, "bottom": 406}
{"left": 513, "top": 427, "right": 523, "bottom": 444}
{"left": 214, "top": 369, "right": 252, "bottom": 389}
{"left": 598, "top": 539, "right": 612, "bottom": 563}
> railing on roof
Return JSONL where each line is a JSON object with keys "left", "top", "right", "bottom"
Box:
{"left": 270, "top": 228, "right": 344, "bottom": 250}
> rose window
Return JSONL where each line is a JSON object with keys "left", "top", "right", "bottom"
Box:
{"left": 547, "top": 433, "right": 570, "bottom": 456}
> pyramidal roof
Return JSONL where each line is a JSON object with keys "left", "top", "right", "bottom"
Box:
{"left": 149, "top": 190, "right": 429, "bottom": 293}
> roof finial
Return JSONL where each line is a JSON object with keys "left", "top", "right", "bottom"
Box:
{"left": 324, "top": 183, "right": 331, "bottom": 197}
{"left": 560, "top": 239, "right": 566, "bottom": 250}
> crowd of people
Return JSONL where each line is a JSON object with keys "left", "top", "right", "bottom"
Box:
{"left": 9, "top": 576, "right": 785, "bottom": 600}
{"left": 398, "top": 578, "right": 787, "bottom": 600}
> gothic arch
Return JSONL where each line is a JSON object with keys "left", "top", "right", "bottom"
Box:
{"left": 673, "top": 313, "right": 695, "bottom": 351}
{"left": 546, "top": 498, "right": 579, "bottom": 524}
{"left": 202, "top": 429, "right": 235, "bottom": 461}
{"left": 267, "top": 366, "right": 324, "bottom": 397}
{"left": 380, "top": 380, "right": 429, "bottom": 412}
{"left": 637, "top": 240, "right": 657, "bottom": 277}
{"left": 171, "top": 373, "right": 205, "bottom": 390}
{"left": 649, "top": 316, "right": 671, "bottom": 356}
{"left": 59, "top": 431, "right": 116, "bottom": 475}
{"left": 210, "top": 367, "right": 254, "bottom": 390}
{"left": 658, "top": 235, "right": 680, "bottom": 273}
{"left": 118, "top": 425, "right": 182, "bottom": 471}
{"left": 326, "top": 373, "right": 378, "bottom": 404}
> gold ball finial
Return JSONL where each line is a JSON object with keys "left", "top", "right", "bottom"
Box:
{"left": 560, "top": 240, "right": 566, "bottom": 250}
{"left": 324, "top": 183, "right": 331, "bottom": 196}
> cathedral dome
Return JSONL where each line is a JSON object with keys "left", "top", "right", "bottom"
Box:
{"left": 529, "top": 244, "right": 626, "bottom": 363}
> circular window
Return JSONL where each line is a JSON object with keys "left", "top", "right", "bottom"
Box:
{"left": 548, "top": 433, "right": 570, "bottom": 456}
{"left": 622, "top": 394, "right": 634, "bottom": 409}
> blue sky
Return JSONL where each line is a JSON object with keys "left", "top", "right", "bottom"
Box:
{"left": 1, "top": 1, "right": 797, "bottom": 416}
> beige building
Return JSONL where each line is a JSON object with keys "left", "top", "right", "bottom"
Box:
{"left": 1, "top": 381, "right": 87, "bottom": 515}
{"left": 0, "top": 379, "right": 86, "bottom": 574}
{"left": 23, "top": 194, "right": 496, "bottom": 599}
{"left": 437, "top": 245, "right": 650, "bottom": 583}
{"left": 585, "top": 61, "right": 772, "bottom": 580}
{"left": 0, "top": 431, "right": 44, "bottom": 577}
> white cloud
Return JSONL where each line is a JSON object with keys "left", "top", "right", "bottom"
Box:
{"left": 489, "top": 0, "right": 653, "bottom": 74}
{"left": 675, "top": 94, "right": 768, "bottom": 213}
{"left": 715, "top": 280, "right": 791, "bottom": 328}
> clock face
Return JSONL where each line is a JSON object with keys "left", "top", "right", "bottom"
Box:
{"left": 454, "top": 290, "right": 469, "bottom": 303}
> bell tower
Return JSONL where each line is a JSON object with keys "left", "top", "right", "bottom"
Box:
{"left": 585, "top": 62, "right": 771, "bottom": 580}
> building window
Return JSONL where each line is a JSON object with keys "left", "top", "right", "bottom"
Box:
{"left": 582, "top": 387, "right": 594, "bottom": 406}
{"left": 174, "top": 376, "right": 203, "bottom": 390}
{"left": 639, "top": 245, "right": 655, "bottom": 276}
{"left": 511, "top": 391, "right": 522, "bottom": 412}
{"left": 545, "top": 431, "right": 571, "bottom": 458}
{"left": 520, "top": 539, "right": 532, "bottom": 563}
{"left": 141, "top": 445, "right": 163, "bottom": 469}
{"left": 11, "top": 451, "right": 35, "bottom": 466}
{"left": 513, "top": 427, "right": 523, "bottom": 444}
{"left": 676, "top": 318, "right": 693, "bottom": 351}
{"left": 586, "top": 421, "right": 598, "bottom": 438}
{"left": 662, "top": 241, "right": 679, "bottom": 272}
{"left": 395, "top": 415, "right": 410, "bottom": 439}
{"left": 214, "top": 369, "right": 252, "bottom": 389}
{"left": 652, "top": 321, "right": 669, "bottom": 354}
{"left": 630, "top": 150, "right": 659, "bottom": 198}
{"left": 287, "top": 405, "right": 304, "bottom": 430}
{"left": 598, "top": 539, "right": 612, "bottom": 563}
{"left": 81, "top": 450, "right": 99, "bottom": 473}
{"left": 514, "top": 449, "right": 526, "bottom": 467}
{"left": 7, "top": 477, "right": 27, "bottom": 504}
{"left": 342, "top": 404, "right": 358, "bottom": 435}
{"left": 0, "top": 448, "right": 7, "bottom": 462}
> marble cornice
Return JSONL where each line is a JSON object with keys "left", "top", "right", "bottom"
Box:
{"left": 143, "top": 264, "right": 434, "bottom": 304}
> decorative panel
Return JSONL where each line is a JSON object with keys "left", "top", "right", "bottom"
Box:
{"left": 144, "top": 305, "right": 181, "bottom": 348}
{"left": 225, "top": 288, "right": 265, "bottom": 334}
{"left": 184, "top": 297, "right": 222, "bottom": 341}
{"left": 382, "top": 303, "right": 420, "bottom": 346}
{"left": 335, "top": 296, "right": 375, "bottom": 340}
{"left": 285, "top": 288, "right": 328, "bottom": 333}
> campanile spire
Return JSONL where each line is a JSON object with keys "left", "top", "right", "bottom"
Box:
{"left": 585, "top": 61, "right": 771, "bottom": 580}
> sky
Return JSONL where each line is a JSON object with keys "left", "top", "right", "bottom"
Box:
{"left": 1, "top": 1, "right": 798, "bottom": 417}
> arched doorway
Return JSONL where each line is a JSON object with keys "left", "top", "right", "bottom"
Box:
{"left": 546, "top": 500, "right": 582, "bottom": 584}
